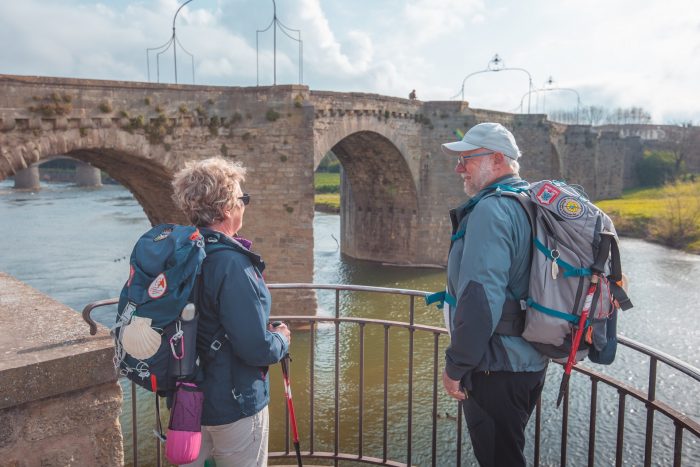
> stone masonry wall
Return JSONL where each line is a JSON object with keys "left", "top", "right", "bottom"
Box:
{"left": 0, "top": 272, "right": 123, "bottom": 466}
{"left": 0, "top": 75, "right": 639, "bottom": 272}
{"left": 414, "top": 104, "right": 628, "bottom": 263}
{"left": 0, "top": 75, "right": 315, "bottom": 311}
{"left": 311, "top": 91, "right": 424, "bottom": 263}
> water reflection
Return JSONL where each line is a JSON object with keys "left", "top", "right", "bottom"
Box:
{"left": 1, "top": 184, "right": 698, "bottom": 465}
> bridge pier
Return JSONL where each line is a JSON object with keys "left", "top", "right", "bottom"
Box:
{"left": 13, "top": 166, "right": 40, "bottom": 190}
{"left": 74, "top": 161, "right": 102, "bottom": 187}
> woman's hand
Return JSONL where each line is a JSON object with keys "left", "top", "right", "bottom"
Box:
{"left": 269, "top": 321, "right": 291, "bottom": 345}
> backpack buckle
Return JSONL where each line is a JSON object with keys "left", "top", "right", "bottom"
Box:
{"left": 519, "top": 299, "right": 528, "bottom": 311}
{"left": 210, "top": 340, "right": 222, "bottom": 351}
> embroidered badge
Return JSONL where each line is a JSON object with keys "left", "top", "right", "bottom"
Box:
{"left": 153, "top": 228, "right": 173, "bottom": 242}
{"left": 536, "top": 183, "right": 561, "bottom": 205}
{"left": 148, "top": 273, "right": 167, "bottom": 299}
{"left": 557, "top": 197, "right": 586, "bottom": 219}
{"left": 127, "top": 264, "right": 135, "bottom": 287}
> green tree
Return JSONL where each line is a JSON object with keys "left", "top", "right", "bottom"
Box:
{"left": 636, "top": 150, "right": 676, "bottom": 187}
{"left": 317, "top": 151, "right": 341, "bottom": 173}
{"left": 650, "top": 182, "right": 700, "bottom": 248}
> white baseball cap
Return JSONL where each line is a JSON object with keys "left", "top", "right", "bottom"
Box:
{"left": 441, "top": 122, "right": 521, "bottom": 160}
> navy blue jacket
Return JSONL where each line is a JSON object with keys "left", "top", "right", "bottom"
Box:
{"left": 195, "top": 228, "right": 289, "bottom": 426}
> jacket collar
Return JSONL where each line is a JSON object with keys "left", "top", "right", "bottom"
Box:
{"left": 199, "top": 227, "right": 266, "bottom": 272}
{"left": 450, "top": 175, "right": 526, "bottom": 230}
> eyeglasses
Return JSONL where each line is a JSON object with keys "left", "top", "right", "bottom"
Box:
{"left": 238, "top": 193, "right": 250, "bottom": 205}
{"left": 456, "top": 151, "right": 495, "bottom": 168}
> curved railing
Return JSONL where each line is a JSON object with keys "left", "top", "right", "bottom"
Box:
{"left": 82, "top": 283, "right": 700, "bottom": 466}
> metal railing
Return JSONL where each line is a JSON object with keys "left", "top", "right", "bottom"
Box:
{"left": 82, "top": 283, "right": 700, "bottom": 466}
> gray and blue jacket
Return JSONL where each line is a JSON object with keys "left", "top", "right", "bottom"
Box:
{"left": 195, "top": 228, "right": 289, "bottom": 426}
{"left": 444, "top": 176, "right": 548, "bottom": 390}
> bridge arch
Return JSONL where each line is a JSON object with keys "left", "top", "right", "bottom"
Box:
{"left": 0, "top": 130, "right": 184, "bottom": 225}
{"left": 317, "top": 129, "right": 419, "bottom": 263}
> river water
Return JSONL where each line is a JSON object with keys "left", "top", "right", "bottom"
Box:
{"left": 1, "top": 181, "right": 698, "bottom": 466}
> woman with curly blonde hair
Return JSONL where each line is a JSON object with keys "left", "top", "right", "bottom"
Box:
{"left": 173, "top": 157, "right": 291, "bottom": 467}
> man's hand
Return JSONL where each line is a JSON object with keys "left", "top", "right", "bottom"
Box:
{"left": 443, "top": 369, "right": 467, "bottom": 401}
{"left": 269, "top": 321, "right": 291, "bottom": 345}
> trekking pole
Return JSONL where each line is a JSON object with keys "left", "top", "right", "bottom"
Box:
{"left": 556, "top": 233, "right": 613, "bottom": 408}
{"left": 280, "top": 355, "right": 302, "bottom": 466}
{"left": 556, "top": 275, "right": 598, "bottom": 407}
{"left": 272, "top": 321, "right": 302, "bottom": 466}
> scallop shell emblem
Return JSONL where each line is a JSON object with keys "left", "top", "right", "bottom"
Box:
{"left": 121, "top": 316, "right": 161, "bottom": 360}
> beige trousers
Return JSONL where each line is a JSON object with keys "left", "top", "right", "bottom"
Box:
{"left": 182, "top": 406, "right": 269, "bottom": 467}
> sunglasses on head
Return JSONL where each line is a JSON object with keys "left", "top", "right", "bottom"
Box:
{"left": 238, "top": 193, "right": 250, "bottom": 205}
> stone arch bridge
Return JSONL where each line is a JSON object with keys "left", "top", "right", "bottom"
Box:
{"left": 0, "top": 75, "right": 634, "bottom": 310}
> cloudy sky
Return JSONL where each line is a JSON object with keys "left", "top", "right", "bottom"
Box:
{"left": 1, "top": 0, "right": 699, "bottom": 123}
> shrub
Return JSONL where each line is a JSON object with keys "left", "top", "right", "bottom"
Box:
{"left": 266, "top": 109, "right": 280, "bottom": 122}
{"left": 209, "top": 115, "right": 221, "bottom": 135}
{"left": 317, "top": 152, "right": 340, "bottom": 173}
{"left": 636, "top": 150, "right": 676, "bottom": 187}
{"left": 650, "top": 182, "right": 700, "bottom": 248}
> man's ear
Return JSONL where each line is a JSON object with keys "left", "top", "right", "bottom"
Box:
{"left": 493, "top": 152, "right": 506, "bottom": 165}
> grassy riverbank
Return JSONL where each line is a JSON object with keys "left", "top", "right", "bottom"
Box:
{"left": 596, "top": 181, "right": 700, "bottom": 253}
{"left": 314, "top": 173, "right": 700, "bottom": 253}
{"left": 314, "top": 172, "right": 340, "bottom": 212}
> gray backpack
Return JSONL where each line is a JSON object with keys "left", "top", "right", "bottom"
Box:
{"left": 503, "top": 180, "right": 633, "bottom": 363}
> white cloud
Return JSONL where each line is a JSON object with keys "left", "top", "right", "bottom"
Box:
{"left": 0, "top": 0, "right": 699, "bottom": 122}
{"left": 297, "top": 0, "right": 367, "bottom": 74}
{"left": 400, "top": 0, "right": 485, "bottom": 44}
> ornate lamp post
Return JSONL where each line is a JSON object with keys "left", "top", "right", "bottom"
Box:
{"left": 518, "top": 76, "right": 581, "bottom": 123}
{"left": 146, "top": 0, "right": 196, "bottom": 84}
{"left": 256, "top": 0, "right": 303, "bottom": 86}
{"left": 453, "top": 54, "right": 534, "bottom": 113}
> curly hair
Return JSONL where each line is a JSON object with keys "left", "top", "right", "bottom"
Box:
{"left": 172, "top": 157, "right": 247, "bottom": 227}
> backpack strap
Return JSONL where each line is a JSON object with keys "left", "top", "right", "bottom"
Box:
{"left": 533, "top": 237, "right": 592, "bottom": 277}
{"left": 425, "top": 290, "right": 456, "bottom": 309}
{"left": 432, "top": 184, "right": 534, "bottom": 334}
{"left": 425, "top": 290, "right": 527, "bottom": 336}
{"left": 607, "top": 236, "right": 633, "bottom": 310}
{"left": 194, "top": 242, "right": 237, "bottom": 363}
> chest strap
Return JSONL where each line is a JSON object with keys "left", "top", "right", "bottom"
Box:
{"left": 425, "top": 290, "right": 456, "bottom": 309}
{"left": 426, "top": 291, "right": 525, "bottom": 336}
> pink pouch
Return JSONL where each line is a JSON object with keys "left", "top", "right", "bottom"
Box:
{"left": 165, "top": 382, "right": 204, "bottom": 465}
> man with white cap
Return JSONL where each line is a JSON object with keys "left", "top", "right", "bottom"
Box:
{"left": 439, "top": 122, "right": 548, "bottom": 466}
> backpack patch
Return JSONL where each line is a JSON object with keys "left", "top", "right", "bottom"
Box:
{"left": 148, "top": 273, "right": 168, "bottom": 299}
{"left": 535, "top": 182, "right": 561, "bottom": 205}
{"left": 556, "top": 196, "right": 586, "bottom": 219}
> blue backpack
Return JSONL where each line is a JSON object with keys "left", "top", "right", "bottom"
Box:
{"left": 114, "top": 224, "right": 228, "bottom": 393}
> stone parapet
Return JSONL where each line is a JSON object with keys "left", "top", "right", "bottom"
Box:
{"left": 0, "top": 272, "right": 123, "bottom": 465}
